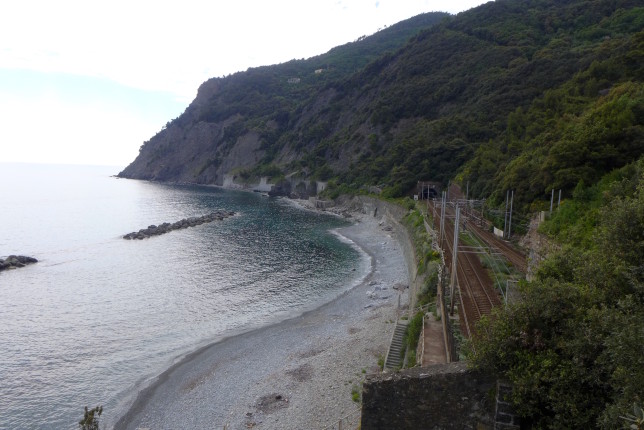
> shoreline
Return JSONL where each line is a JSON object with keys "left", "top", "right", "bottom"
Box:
{"left": 114, "top": 205, "right": 410, "bottom": 429}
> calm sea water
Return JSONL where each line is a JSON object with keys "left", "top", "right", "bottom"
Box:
{"left": 0, "top": 163, "right": 367, "bottom": 430}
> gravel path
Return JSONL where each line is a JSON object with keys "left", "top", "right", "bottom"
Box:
{"left": 115, "top": 210, "right": 409, "bottom": 430}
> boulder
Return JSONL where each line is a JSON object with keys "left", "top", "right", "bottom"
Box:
{"left": 123, "top": 211, "right": 236, "bottom": 240}
{"left": 0, "top": 255, "right": 38, "bottom": 272}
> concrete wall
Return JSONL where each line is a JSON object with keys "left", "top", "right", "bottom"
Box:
{"left": 361, "top": 363, "right": 496, "bottom": 430}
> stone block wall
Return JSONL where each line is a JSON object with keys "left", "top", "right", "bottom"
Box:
{"left": 361, "top": 363, "right": 496, "bottom": 429}
{"left": 494, "top": 382, "right": 520, "bottom": 429}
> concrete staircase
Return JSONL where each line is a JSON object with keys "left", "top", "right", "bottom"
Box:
{"left": 384, "top": 320, "right": 408, "bottom": 370}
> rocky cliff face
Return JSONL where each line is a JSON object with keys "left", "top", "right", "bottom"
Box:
{"left": 119, "top": 79, "right": 263, "bottom": 185}
{"left": 116, "top": 12, "right": 451, "bottom": 186}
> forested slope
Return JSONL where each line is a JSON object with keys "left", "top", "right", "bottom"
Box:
{"left": 120, "top": 0, "right": 643, "bottom": 216}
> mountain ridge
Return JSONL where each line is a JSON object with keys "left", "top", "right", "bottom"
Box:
{"left": 119, "top": 0, "right": 643, "bottom": 212}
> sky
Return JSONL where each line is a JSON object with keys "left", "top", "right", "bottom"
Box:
{"left": 0, "top": 0, "right": 489, "bottom": 168}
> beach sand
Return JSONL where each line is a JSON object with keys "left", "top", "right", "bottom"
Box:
{"left": 115, "top": 206, "right": 410, "bottom": 430}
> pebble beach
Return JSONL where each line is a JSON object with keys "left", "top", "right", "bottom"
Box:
{"left": 115, "top": 206, "right": 410, "bottom": 430}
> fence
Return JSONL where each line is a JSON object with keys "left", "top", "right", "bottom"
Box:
{"left": 321, "top": 407, "right": 361, "bottom": 430}
{"left": 426, "top": 207, "right": 458, "bottom": 363}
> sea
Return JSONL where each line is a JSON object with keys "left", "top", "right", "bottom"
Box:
{"left": 0, "top": 163, "right": 369, "bottom": 430}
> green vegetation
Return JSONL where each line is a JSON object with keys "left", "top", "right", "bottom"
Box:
{"left": 351, "top": 384, "right": 361, "bottom": 403}
{"left": 622, "top": 404, "right": 644, "bottom": 430}
{"left": 469, "top": 159, "right": 644, "bottom": 429}
{"left": 402, "top": 206, "right": 440, "bottom": 313}
{"left": 417, "top": 271, "right": 438, "bottom": 309}
{"left": 126, "top": 1, "right": 642, "bottom": 209}
{"left": 403, "top": 207, "right": 440, "bottom": 279}
{"left": 236, "top": 163, "right": 284, "bottom": 183}
{"left": 79, "top": 406, "right": 102, "bottom": 430}
{"left": 398, "top": 205, "right": 441, "bottom": 368}
{"left": 402, "top": 311, "right": 424, "bottom": 368}
{"left": 343, "top": 1, "right": 643, "bottom": 203}
{"left": 459, "top": 229, "right": 520, "bottom": 299}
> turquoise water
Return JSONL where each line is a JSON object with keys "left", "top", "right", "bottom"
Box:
{"left": 0, "top": 163, "right": 367, "bottom": 429}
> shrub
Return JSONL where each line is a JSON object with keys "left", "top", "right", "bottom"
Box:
{"left": 404, "top": 311, "right": 425, "bottom": 354}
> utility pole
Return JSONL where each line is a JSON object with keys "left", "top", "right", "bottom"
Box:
{"left": 503, "top": 190, "right": 509, "bottom": 238}
{"left": 508, "top": 190, "right": 514, "bottom": 239}
{"left": 557, "top": 189, "right": 561, "bottom": 208}
{"left": 466, "top": 181, "right": 470, "bottom": 218}
{"left": 440, "top": 191, "right": 447, "bottom": 249}
{"left": 550, "top": 189, "right": 554, "bottom": 214}
{"left": 450, "top": 206, "right": 460, "bottom": 315}
{"left": 480, "top": 198, "right": 485, "bottom": 227}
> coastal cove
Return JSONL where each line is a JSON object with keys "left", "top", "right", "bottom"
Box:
{"left": 0, "top": 163, "right": 393, "bottom": 429}
{"left": 115, "top": 198, "right": 412, "bottom": 429}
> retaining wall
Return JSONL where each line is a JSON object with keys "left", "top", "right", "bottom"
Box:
{"left": 337, "top": 195, "right": 421, "bottom": 310}
{"left": 361, "top": 363, "right": 496, "bottom": 429}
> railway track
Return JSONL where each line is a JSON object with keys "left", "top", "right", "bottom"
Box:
{"left": 429, "top": 183, "right": 527, "bottom": 337}
{"left": 434, "top": 202, "right": 501, "bottom": 338}
{"left": 448, "top": 182, "right": 528, "bottom": 274}
{"left": 467, "top": 222, "right": 527, "bottom": 274}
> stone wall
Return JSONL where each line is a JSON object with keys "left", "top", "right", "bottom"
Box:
{"left": 361, "top": 363, "right": 496, "bottom": 430}
{"left": 518, "top": 212, "right": 560, "bottom": 281}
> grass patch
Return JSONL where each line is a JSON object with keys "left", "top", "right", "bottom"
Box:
{"left": 351, "top": 384, "right": 361, "bottom": 403}
{"left": 417, "top": 264, "right": 438, "bottom": 307}
{"left": 459, "top": 229, "right": 521, "bottom": 300}
{"left": 402, "top": 311, "right": 425, "bottom": 368}
{"left": 402, "top": 207, "right": 439, "bottom": 277}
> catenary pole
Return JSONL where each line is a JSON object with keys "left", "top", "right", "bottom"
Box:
{"left": 450, "top": 206, "right": 460, "bottom": 315}
{"left": 504, "top": 190, "right": 509, "bottom": 238}
{"left": 508, "top": 190, "right": 514, "bottom": 239}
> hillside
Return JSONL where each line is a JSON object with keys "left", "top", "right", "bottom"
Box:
{"left": 119, "top": 0, "right": 643, "bottom": 215}
{"left": 116, "top": 1, "right": 644, "bottom": 427}
{"left": 117, "top": 12, "right": 449, "bottom": 184}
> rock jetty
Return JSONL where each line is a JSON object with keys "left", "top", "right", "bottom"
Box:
{"left": 0, "top": 255, "right": 38, "bottom": 272}
{"left": 123, "top": 211, "right": 235, "bottom": 240}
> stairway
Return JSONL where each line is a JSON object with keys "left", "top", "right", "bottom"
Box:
{"left": 384, "top": 320, "right": 408, "bottom": 370}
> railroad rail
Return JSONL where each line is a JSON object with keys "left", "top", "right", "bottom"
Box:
{"left": 433, "top": 202, "right": 501, "bottom": 338}
{"left": 447, "top": 182, "right": 527, "bottom": 274}
{"left": 467, "top": 222, "right": 527, "bottom": 274}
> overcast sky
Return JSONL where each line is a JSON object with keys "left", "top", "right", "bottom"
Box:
{"left": 0, "top": 0, "right": 489, "bottom": 168}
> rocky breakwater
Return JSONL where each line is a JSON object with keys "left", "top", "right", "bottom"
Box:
{"left": 123, "top": 211, "right": 235, "bottom": 240}
{"left": 0, "top": 255, "right": 38, "bottom": 272}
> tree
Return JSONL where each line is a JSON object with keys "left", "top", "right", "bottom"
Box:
{"left": 468, "top": 161, "right": 644, "bottom": 429}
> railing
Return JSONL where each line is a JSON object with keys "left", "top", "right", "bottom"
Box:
{"left": 424, "top": 204, "right": 458, "bottom": 363}
{"left": 321, "top": 407, "right": 361, "bottom": 430}
{"left": 419, "top": 312, "right": 426, "bottom": 366}
{"left": 224, "top": 407, "right": 362, "bottom": 430}
{"left": 438, "top": 275, "right": 459, "bottom": 362}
